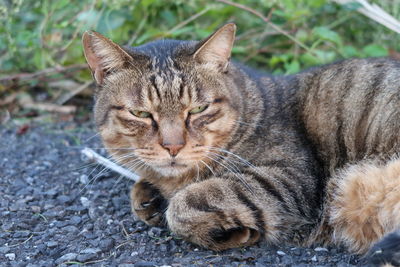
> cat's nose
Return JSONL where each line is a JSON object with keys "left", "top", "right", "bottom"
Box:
{"left": 162, "top": 143, "right": 184, "bottom": 157}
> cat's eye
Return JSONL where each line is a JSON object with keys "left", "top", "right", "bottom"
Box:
{"left": 189, "top": 105, "right": 208, "bottom": 114}
{"left": 130, "top": 110, "right": 152, "bottom": 118}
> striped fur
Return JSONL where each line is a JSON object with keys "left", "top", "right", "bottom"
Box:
{"left": 83, "top": 24, "right": 400, "bottom": 263}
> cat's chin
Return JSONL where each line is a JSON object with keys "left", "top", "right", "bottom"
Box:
{"left": 152, "top": 164, "right": 191, "bottom": 177}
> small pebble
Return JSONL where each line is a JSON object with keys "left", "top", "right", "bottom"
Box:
{"left": 77, "top": 253, "right": 97, "bottom": 262}
{"left": 314, "top": 247, "right": 329, "bottom": 252}
{"left": 70, "top": 216, "right": 82, "bottom": 225}
{"left": 277, "top": 250, "right": 286, "bottom": 256}
{"left": 0, "top": 246, "right": 10, "bottom": 254}
{"left": 5, "top": 253, "right": 16, "bottom": 260}
{"left": 31, "top": 206, "right": 41, "bottom": 213}
{"left": 46, "top": 241, "right": 58, "bottom": 248}
{"left": 56, "top": 253, "right": 78, "bottom": 264}
{"left": 80, "top": 174, "right": 89, "bottom": 184}
{"left": 80, "top": 197, "right": 90, "bottom": 207}
{"left": 80, "top": 247, "right": 101, "bottom": 254}
{"left": 99, "top": 238, "right": 114, "bottom": 251}
{"left": 134, "top": 261, "right": 157, "bottom": 267}
{"left": 57, "top": 195, "right": 71, "bottom": 204}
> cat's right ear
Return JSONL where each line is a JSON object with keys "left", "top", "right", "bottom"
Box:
{"left": 82, "top": 31, "right": 133, "bottom": 85}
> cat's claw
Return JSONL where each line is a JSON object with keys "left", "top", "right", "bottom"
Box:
{"left": 147, "top": 212, "right": 160, "bottom": 221}
{"left": 130, "top": 180, "right": 168, "bottom": 226}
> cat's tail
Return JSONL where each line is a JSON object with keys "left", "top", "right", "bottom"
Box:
{"left": 309, "top": 156, "right": 400, "bottom": 266}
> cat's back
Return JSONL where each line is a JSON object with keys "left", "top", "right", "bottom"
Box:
{"left": 297, "top": 57, "right": 400, "bottom": 172}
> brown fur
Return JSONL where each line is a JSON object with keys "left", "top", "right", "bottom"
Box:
{"left": 315, "top": 158, "right": 400, "bottom": 253}
{"left": 83, "top": 23, "right": 400, "bottom": 264}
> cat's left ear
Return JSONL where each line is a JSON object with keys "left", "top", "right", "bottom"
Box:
{"left": 193, "top": 23, "right": 236, "bottom": 72}
{"left": 82, "top": 31, "right": 133, "bottom": 85}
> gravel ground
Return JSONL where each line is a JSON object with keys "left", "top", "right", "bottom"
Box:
{"left": 0, "top": 122, "right": 368, "bottom": 266}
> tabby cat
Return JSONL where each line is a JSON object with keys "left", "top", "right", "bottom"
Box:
{"left": 82, "top": 23, "right": 400, "bottom": 266}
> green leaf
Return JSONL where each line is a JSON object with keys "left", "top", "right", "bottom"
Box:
{"left": 300, "top": 53, "right": 320, "bottom": 66}
{"left": 313, "top": 26, "right": 342, "bottom": 45}
{"left": 285, "top": 60, "right": 300, "bottom": 74}
{"left": 342, "top": 2, "right": 363, "bottom": 11}
{"left": 77, "top": 10, "right": 99, "bottom": 26}
{"left": 315, "top": 50, "right": 336, "bottom": 63}
{"left": 232, "top": 46, "right": 247, "bottom": 54}
{"left": 295, "top": 29, "right": 309, "bottom": 42}
{"left": 362, "top": 44, "right": 388, "bottom": 57}
{"left": 308, "top": 0, "right": 326, "bottom": 8}
{"left": 97, "top": 10, "right": 127, "bottom": 34}
{"left": 341, "top": 45, "right": 358, "bottom": 58}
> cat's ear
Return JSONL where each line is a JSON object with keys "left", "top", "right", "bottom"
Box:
{"left": 193, "top": 23, "right": 236, "bottom": 71}
{"left": 82, "top": 31, "right": 133, "bottom": 84}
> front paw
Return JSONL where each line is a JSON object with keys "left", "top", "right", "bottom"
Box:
{"left": 130, "top": 180, "right": 168, "bottom": 226}
{"left": 166, "top": 178, "right": 263, "bottom": 250}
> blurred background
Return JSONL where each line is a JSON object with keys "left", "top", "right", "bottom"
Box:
{"left": 1, "top": 0, "right": 400, "bottom": 125}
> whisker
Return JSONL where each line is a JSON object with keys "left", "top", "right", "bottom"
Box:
{"left": 196, "top": 163, "right": 200, "bottom": 183}
{"left": 84, "top": 132, "right": 101, "bottom": 142}
{"left": 200, "top": 159, "right": 216, "bottom": 177}
{"left": 203, "top": 154, "right": 253, "bottom": 193}
{"left": 79, "top": 165, "right": 110, "bottom": 194}
{"left": 112, "top": 174, "right": 126, "bottom": 189}
{"left": 66, "top": 146, "right": 138, "bottom": 150}
{"left": 204, "top": 146, "right": 256, "bottom": 168}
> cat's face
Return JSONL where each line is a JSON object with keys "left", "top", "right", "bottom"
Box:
{"left": 83, "top": 24, "right": 240, "bottom": 177}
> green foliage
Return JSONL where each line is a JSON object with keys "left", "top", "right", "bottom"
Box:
{"left": 1, "top": 0, "right": 399, "bottom": 77}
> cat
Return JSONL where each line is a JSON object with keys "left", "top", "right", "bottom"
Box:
{"left": 82, "top": 23, "right": 400, "bottom": 266}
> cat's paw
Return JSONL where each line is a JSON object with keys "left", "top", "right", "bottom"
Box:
{"left": 130, "top": 180, "right": 168, "bottom": 226}
{"left": 366, "top": 229, "right": 400, "bottom": 267}
{"left": 166, "top": 178, "right": 263, "bottom": 251}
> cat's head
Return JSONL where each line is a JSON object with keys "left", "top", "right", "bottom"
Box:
{"left": 82, "top": 23, "right": 243, "bottom": 177}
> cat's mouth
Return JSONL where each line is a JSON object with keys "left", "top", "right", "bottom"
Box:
{"left": 150, "top": 159, "right": 191, "bottom": 176}
{"left": 157, "top": 161, "right": 187, "bottom": 168}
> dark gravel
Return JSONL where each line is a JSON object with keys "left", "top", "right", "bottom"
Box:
{"left": 0, "top": 122, "right": 367, "bottom": 266}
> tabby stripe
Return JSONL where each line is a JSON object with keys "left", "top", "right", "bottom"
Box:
{"left": 251, "top": 167, "right": 307, "bottom": 217}
{"left": 335, "top": 64, "right": 354, "bottom": 167}
{"left": 147, "top": 83, "right": 154, "bottom": 102}
{"left": 243, "top": 169, "right": 288, "bottom": 211}
{"left": 185, "top": 193, "right": 227, "bottom": 222}
{"left": 232, "top": 185, "right": 265, "bottom": 233}
{"left": 277, "top": 174, "right": 308, "bottom": 217}
{"left": 149, "top": 74, "right": 161, "bottom": 100}
{"left": 98, "top": 105, "right": 122, "bottom": 126}
{"left": 179, "top": 83, "right": 185, "bottom": 99}
{"left": 355, "top": 66, "right": 385, "bottom": 156}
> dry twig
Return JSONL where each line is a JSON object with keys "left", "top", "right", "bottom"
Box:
{"left": 56, "top": 81, "right": 93, "bottom": 105}
{"left": 81, "top": 148, "right": 139, "bottom": 182}
{"left": 0, "top": 64, "right": 87, "bottom": 83}
{"left": 18, "top": 94, "right": 77, "bottom": 114}
{"left": 215, "top": 0, "right": 316, "bottom": 55}
{"left": 333, "top": 0, "right": 400, "bottom": 34}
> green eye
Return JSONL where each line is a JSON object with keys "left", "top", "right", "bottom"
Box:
{"left": 130, "top": 110, "right": 152, "bottom": 118}
{"left": 189, "top": 105, "right": 208, "bottom": 114}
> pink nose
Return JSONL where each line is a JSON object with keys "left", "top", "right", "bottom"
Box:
{"left": 162, "top": 143, "right": 184, "bottom": 157}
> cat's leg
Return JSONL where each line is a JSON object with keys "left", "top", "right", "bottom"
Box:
{"left": 325, "top": 157, "right": 400, "bottom": 265}
{"left": 166, "top": 177, "right": 290, "bottom": 251}
{"left": 130, "top": 179, "right": 168, "bottom": 226}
